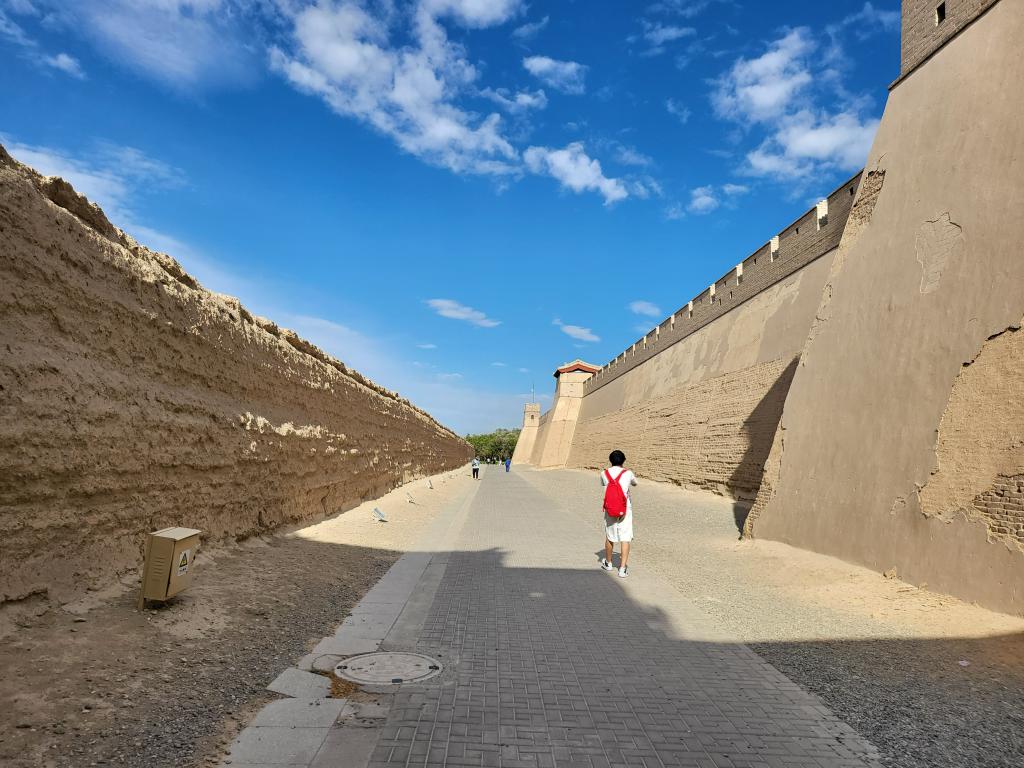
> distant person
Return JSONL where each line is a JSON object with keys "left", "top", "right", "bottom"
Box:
{"left": 472, "top": 457, "right": 480, "bottom": 480}
{"left": 504, "top": 457, "right": 511, "bottom": 473}
{"left": 600, "top": 449, "right": 637, "bottom": 578}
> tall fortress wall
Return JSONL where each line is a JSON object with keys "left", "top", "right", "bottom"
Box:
{"left": 748, "top": 0, "right": 1024, "bottom": 615}
{"left": 518, "top": 0, "right": 1024, "bottom": 615}
{"left": 564, "top": 175, "right": 859, "bottom": 499}
{"left": 0, "top": 147, "right": 472, "bottom": 607}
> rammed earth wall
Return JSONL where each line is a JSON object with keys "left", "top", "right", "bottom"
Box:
{"left": 0, "top": 146, "right": 472, "bottom": 607}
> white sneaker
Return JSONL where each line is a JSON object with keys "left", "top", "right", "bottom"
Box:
{"left": 601, "top": 558, "right": 613, "bottom": 571}
{"left": 618, "top": 566, "right": 628, "bottom": 578}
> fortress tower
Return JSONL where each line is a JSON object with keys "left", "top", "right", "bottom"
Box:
{"left": 526, "top": 360, "right": 599, "bottom": 469}
{"left": 510, "top": 402, "right": 541, "bottom": 465}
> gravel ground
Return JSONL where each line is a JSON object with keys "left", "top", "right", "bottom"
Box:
{"left": 0, "top": 469, "right": 472, "bottom": 768}
{"left": 518, "top": 467, "right": 1024, "bottom": 768}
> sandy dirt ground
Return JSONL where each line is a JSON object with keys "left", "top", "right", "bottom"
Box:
{"left": 0, "top": 466, "right": 474, "bottom": 768}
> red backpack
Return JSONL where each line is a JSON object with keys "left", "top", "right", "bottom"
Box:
{"left": 603, "top": 469, "right": 629, "bottom": 518}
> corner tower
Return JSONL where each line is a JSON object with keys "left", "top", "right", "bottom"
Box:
{"left": 510, "top": 402, "right": 541, "bottom": 465}
{"left": 529, "top": 360, "right": 599, "bottom": 468}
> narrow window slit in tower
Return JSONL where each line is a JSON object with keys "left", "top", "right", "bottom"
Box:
{"left": 935, "top": 3, "right": 946, "bottom": 25}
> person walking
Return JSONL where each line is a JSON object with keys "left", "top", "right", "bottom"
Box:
{"left": 504, "top": 457, "right": 511, "bottom": 473}
{"left": 600, "top": 449, "right": 636, "bottom": 578}
{"left": 472, "top": 457, "right": 480, "bottom": 480}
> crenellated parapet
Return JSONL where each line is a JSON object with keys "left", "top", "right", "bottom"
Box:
{"left": 586, "top": 171, "right": 862, "bottom": 396}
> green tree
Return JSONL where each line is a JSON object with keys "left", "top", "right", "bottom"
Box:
{"left": 465, "top": 428, "right": 521, "bottom": 462}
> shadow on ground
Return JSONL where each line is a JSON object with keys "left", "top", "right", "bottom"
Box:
{"left": 4, "top": 536, "right": 1023, "bottom": 768}
{"left": 396, "top": 547, "right": 1024, "bottom": 768}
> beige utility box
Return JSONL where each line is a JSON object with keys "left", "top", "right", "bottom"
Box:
{"left": 138, "top": 527, "right": 202, "bottom": 608}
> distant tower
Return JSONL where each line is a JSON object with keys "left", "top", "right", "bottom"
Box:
{"left": 510, "top": 402, "right": 542, "bottom": 465}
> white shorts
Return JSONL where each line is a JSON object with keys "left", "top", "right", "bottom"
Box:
{"left": 604, "top": 509, "right": 633, "bottom": 543}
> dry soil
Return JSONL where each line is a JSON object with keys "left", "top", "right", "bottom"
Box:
{"left": 0, "top": 467, "right": 473, "bottom": 768}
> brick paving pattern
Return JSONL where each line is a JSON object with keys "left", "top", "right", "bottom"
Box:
{"left": 368, "top": 472, "right": 880, "bottom": 768}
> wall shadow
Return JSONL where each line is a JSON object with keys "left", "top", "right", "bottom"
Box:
{"left": 9, "top": 530, "right": 1024, "bottom": 768}
{"left": 400, "top": 546, "right": 1024, "bottom": 768}
{"left": 726, "top": 356, "right": 800, "bottom": 533}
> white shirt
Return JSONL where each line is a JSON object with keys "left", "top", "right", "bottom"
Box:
{"left": 600, "top": 467, "right": 637, "bottom": 512}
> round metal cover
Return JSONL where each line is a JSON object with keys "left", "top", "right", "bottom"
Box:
{"left": 334, "top": 652, "right": 442, "bottom": 685}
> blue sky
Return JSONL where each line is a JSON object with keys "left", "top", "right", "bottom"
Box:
{"left": 0, "top": 0, "right": 900, "bottom": 434}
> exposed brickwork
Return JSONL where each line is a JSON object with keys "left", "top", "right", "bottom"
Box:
{"left": 901, "top": 0, "right": 999, "bottom": 76}
{"left": 586, "top": 172, "right": 861, "bottom": 396}
{"left": 569, "top": 359, "right": 797, "bottom": 500}
{"left": 971, "top": 475, "right": 1024, "bottom": 550}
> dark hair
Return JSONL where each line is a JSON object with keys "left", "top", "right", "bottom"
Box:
{"left": 609, "top": 450, "right": 625, "bottom": 467}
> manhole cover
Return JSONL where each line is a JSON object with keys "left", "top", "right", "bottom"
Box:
{"left": 334, "top": 652, "right": 443, "bottom": 685}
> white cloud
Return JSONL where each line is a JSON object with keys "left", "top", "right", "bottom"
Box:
{"left": 0, "top": 7, "right": 36, "bottom": 48}
{"left": 480, "top": 87, "right": 547, "bottom": 113}
{"left": 615, "top": 145, "right": 652, "bottom": 167}
{"left": 522, "top": 55, "right": 587, "bottom": 94}
{"left": 512, "top": 15, "right": 548, "bottom": 39}
{"left": 560, "top": 325, "right": 600, "bottom": 343}
{"left": 629, "top": 300, "right": 661, "bottom": 317}
{"left": 426, "top": 298, "right": 501, "bottom": 327}
{"left": 517, "top": 367, "right": 529, "bottom": 373}
{"left": 745, "top": 110, "right": 879, "bottom": 178}
{"left": 647, "top": 0, "right": 718, "bottom": 18}
{"left": 436, "top": 372, "right": 463, "bottom": 381}
{"left": 44, "top": 0, "right": 257, "bottom": 89}
{"left": 5, "top": 0, "right": 38, "bottom": 15}
{"left": 491, "top": 361, "right": 507, "bottom": 367}
{"left": 664, "top": 202, "right": 685, "bottom": 220}
{"left": 0, "top": 6, "right": 86, "bottom": 79}
{"left": 624, "top": 176, "right": 663, "bottom": 199}
{"left": 712, "top": 28, "right": 815, "bottom": 123}
{"left": 272, "top": 1, "right": 519, "bottom": 177}
{"left": 42, "top": 52, "right": 84, "bottom": 78}
{"left": 524, "top": 142, "right": 627, "bottom": 206}
{"left": 421, "top": 0, "right": 524, "bottom": 28}
{"left": 712, "top": 26, "right": 881, "bottom": 181}
{"left": 831, "top": 2, "right": 900, "bottom": 41}
{"left": 417, "top": 343, "right": 438, "bottom": 349}
{"left": 636, "top": 20, "right": 696, "bottom": 54}
{"left": 666, "top": 98, "right": 691, "bottom": 124}
{"left": 553, "top": 318, "right": 600, "bottom": 343}
{"left": 681, "top": 182, "right": 749, "bottom": 214}
{"left": 687, "top": 185, "right": 718, "bottom": 214}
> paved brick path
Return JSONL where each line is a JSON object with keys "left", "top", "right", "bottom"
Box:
{"left": 367, "top": 471, "right": 880, "bottom": 768}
